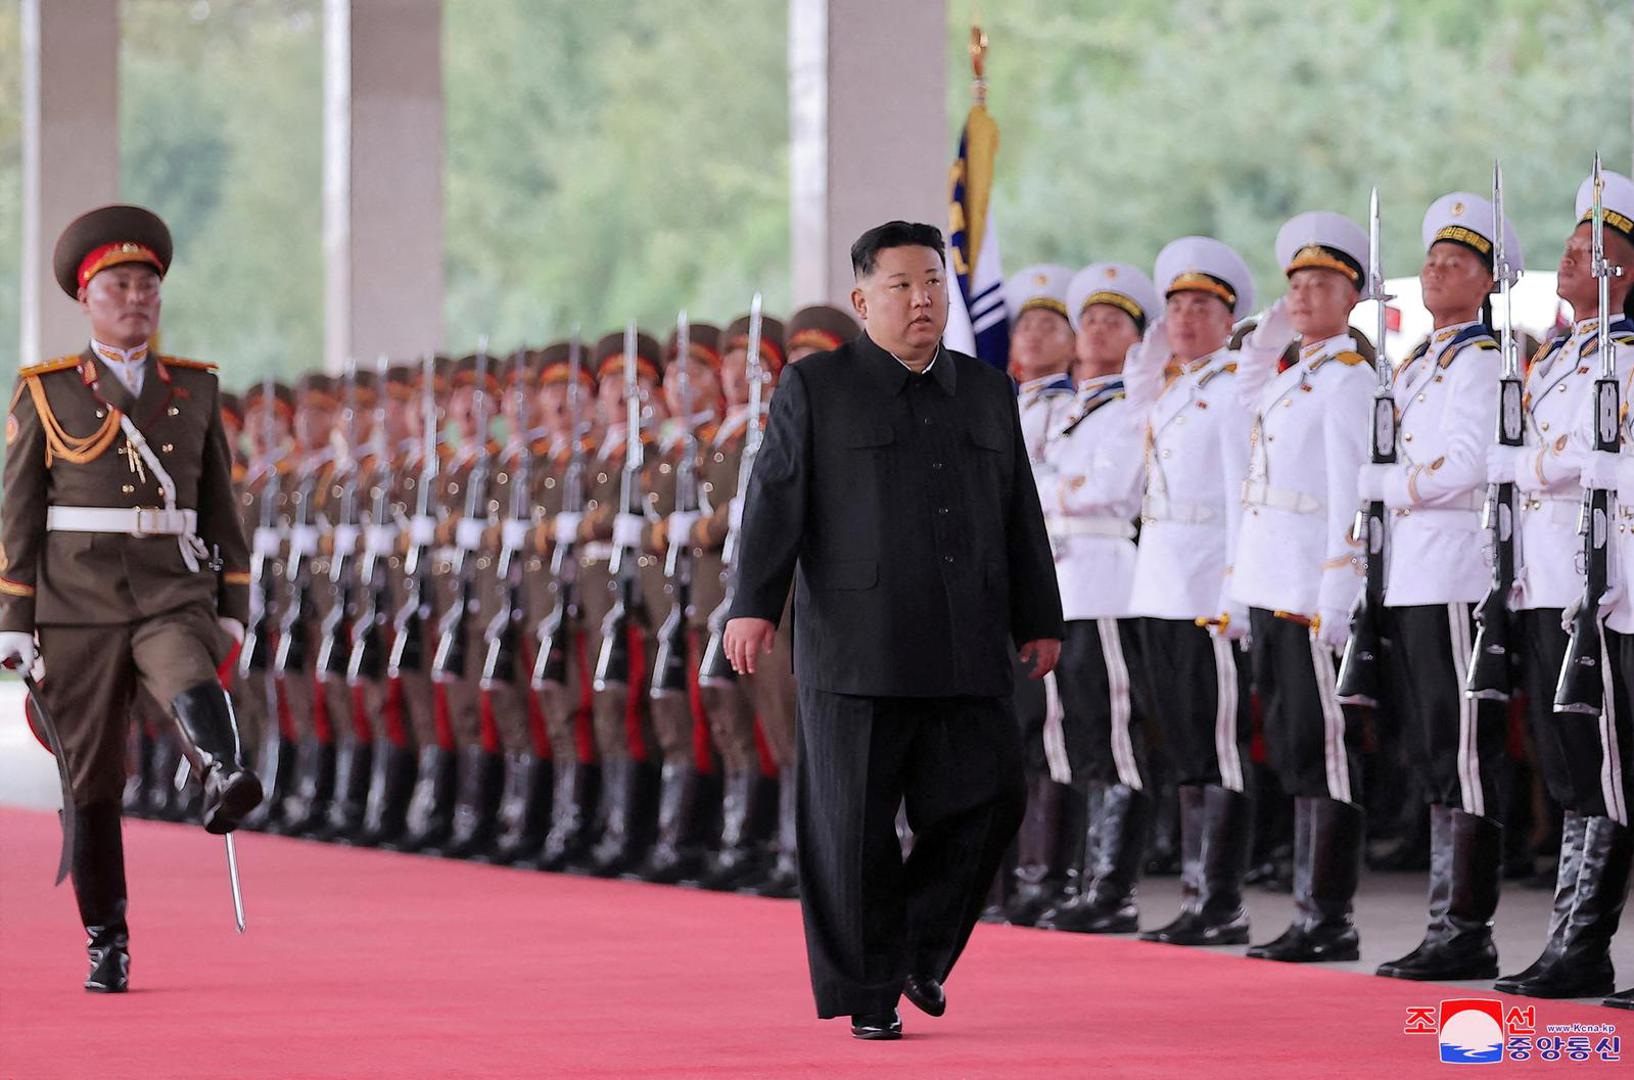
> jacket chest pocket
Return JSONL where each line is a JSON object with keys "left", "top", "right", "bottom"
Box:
{"left": 965, "top": 421, "right": 1007, "bottom": 453}
{"left": 841, "top": 422, "right": 896, "bottom": 451}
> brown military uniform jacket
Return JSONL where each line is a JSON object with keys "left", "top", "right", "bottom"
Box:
{"left": 1, "top": 349, "right": 251, "bottom": 631}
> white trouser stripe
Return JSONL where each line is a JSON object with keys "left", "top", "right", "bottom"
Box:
{"left": 1309, "top": 633, "right": 1353, "bottom": 804}
{"left": 1599, "top": 628, "right": 1628, "bottom": 825}
{"left": 1447, "top": 602, "right": 1484, "bottom": 817}
{"left": 1041, "top": 671, "right": 1073, "bottom": 785}
{"left": 1098, "top": 618, "right": 1143, "bottom": 791}
{"left": 1211, "top": 634, "right": 1245, "bottom": 792}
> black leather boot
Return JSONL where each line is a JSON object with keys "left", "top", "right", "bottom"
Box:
{"left": 441, "top": 746, "right": 505, "bottom": 859}
{"left": 637, "top": 761, "right": 711, "bottom": 884}
{"left": 357, "top": 741, "right": 418, "bottom": 848}
{"left": 170, "top": 681, "right": 264, "bottom": 834}
{"left": 586, "top": 759, "right": 658, "bottom": 877}
{"left": 539, "top": 761, "right": 601, "bottom": 872}
{"left": 395, "top": 745, "right": 457, "bottom": 853}
{"left": 315, "top": 738, "right": 373, "bottom": 843}
{"left": 1139, "top": 785, "right": 1207, "bottom": 942}
{"left": 122, "top": 722, "right": 153, "bottom": 818}
{"left": 1605, "top": 988, "right": 1634, "bottom": 1009}
{"left": 1248, "top": 797, "right": 1363, "bottom": 962}
{"left": 277, "top": 737, "right": 336, "bottom": 836}
{"left": 699, "top": 768, "right": 771, "bottom": 890}
{"left": 1147, "top": 785, "right": 1253, "bottom": 946}
{"left": 754, "top": 767, "right": 800, "bottom": 898}
{"left": 492, "top": 753, "right": 554, "bottom": 865}
{"left": 1378, "top": 806, "right": 1501, "bottom": 980}
{"left": 72, "top": 800, "right": 129, "bottom": 993}
{"left": 1495, "top": 815, "right": 1630, "bottom": 999}
{"left": 1494, "top": 812, "right": 1586, "bottom": 988}
{"left": 1040, "top": 784, "right": 1151, "bottom": 933}
{"left": 1003, "top": 775, "right": 1065, "bottom": 925}
{"left": 144, "top": 728, "right": 189, "bottom": 821}
{"left": 1144, "top": 780, "right": 1183, "bottom": 876}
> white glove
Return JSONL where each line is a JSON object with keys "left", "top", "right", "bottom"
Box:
{"left": 0, "top": 631, "right": 37, "bottom": 671}
{"left": 1214, "top": 599, "right": 1250, "bottom": 643}
{"left": 1561, "top": 584, "right": 1625, "bottom": 633}
{"left": 1248, "top": 298, "right": 1296, "bottom": 354}
{"left": 409, "top": 514, "right": 437, "bottom": 547}
{"left": 454, "top": 517, "right": 487, "bottom": 552}
{"left": 1486, "top": 443, "right": 1527, "bottom": 486}
{"left": 1356, "top": 463, "right": 1391, "bottom": 502}
{"left": 291, "top": 524, "right": 320, "bottom": 557}
{"left": 332, "top": 523, "right": 360, "bottom": 559}
{"left": 1315, "top": 608, "right": 1349, "bottom": 653}
{"left": 553, "top": 511, "right": 583, "bottom": 547}
{"left": 612, "top": 512, "right": 647, "bottom": 550}
{"left": 217, "top": 618, "right": 245, "bottom": 646}
{"left": 1128, "top": 319, "right": 1171, "bottom": 369}
{"left": 667, "top": 511, "right": 699, "bottom": 549}
{"left": 1581, "top": 450, "right": 1623, "bottom": 492}
{"left": 252, "top": 526, "right": 283, "bottom": 558}
{"left": 501, "top": 518, "right": 530, "bottom": 551}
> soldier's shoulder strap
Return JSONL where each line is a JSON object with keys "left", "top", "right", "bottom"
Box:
{"left": 13, "top": 356, "right": 121, "bottom": 466}
{"left": 1443, "top": 326, "right": 1499, "bottom": 367}
{"left": 1611, "top": 316, "right": 1634, "bottom": 347}
{"left": 159, "top": 355, "right": 219, "bottom": 374}
{"left": 1195, "top": 361, "right": 1239, "bottom": 389}
{"left": 19, "top": 355, "right": 85, "bottom": 379}
{"left": 1308, "top": 349, "right": 1368, "bottom": 374}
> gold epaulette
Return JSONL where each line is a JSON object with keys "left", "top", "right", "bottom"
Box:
{"left": 1443, "top": 338, "right": 1499, "bottom": 368}
{"left": 1614, "top": 333, "right": 1634, "bottom": 347}
{"left": 22, "top": 356, "right": 84, "bottom": 377}
{"left": 1196, "top": 362, "right": 1238, "bottom": 389}
{"left": 160, "top": 356, "right": 219, "bottom": 372}
{"left": 1309, "top": 351, "right": 1367, "bottom": 374}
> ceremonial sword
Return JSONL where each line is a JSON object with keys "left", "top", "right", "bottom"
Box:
{"left": 6, "top": 661, "right": 77, "bottom": 886}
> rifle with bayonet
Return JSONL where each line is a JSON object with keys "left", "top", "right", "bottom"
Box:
{"left": 432, "top": 342, "right": 494, "bottom": 683}
{"left": 532, "top": 335, "right": 587, "bottom": 693}
{"left": 1467, "top": 162, "right": 1524, "bottom": 701}
{"left": 388, "top": 352, "right": 442, "bottom": 679}
{"left": 1556, "top": 152, "right": 1626, "bottom": 715}
{"left": 317, "top": 359, "right": 362, "bottom": 680}
{"left": 241, "top": 373, "right": 281, "bottom": 677}
{"left": 652, "top": 312, "right": 698, "bottom": 699}
{"left": 1337, "top": 189, "right": 1395, "bottom": 706}
{"left": 594, "top": 322, "right": 647, "bottom": 694}
{"left": 700, "top": 295, "right": 764, "bottom": 686}
{"left": 349, "top": 354, "right": 396, "bottom": 684}
{"left": 483, "top": 347, "right": 537, "bottom": 688}
{"left": 273, "top": 448, "right": 322, "bottom": 678}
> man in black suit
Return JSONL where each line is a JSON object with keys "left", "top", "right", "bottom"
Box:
{"left": 724, "top": 221, "right": 1064, "bottom": 1040}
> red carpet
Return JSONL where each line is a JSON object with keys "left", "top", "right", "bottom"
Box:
{"left": 0, "top": 807, "right": 1621, "bottom": 1078}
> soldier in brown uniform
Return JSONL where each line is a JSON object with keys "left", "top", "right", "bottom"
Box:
{"left": 352, "top": 363, "right": 423, "bottom": 847}
{"left": 272, "top": 372, "right": 342, "bottom": 835}
{"left": 696, "top": 312, "right": 786, "bottom": 891}
{"left": 577, "top": 330, "right": 666, "bottom": 876}
{"left": 635, "top": 323, "right": 727, "bottom": 884}
{"left": 532, "top": 343, "right": 603, "bottom": 870}
{"left": 431, "top": 354, "right": 506, "bottom": 858}
{"left": 235, "top": 379, "right": 296, "bottom": 830}
{"left": 483, "top": 349, "right": 555, "bottom": 864}
{"left": 0, "top": 205, "right": 258, "bottom": 992}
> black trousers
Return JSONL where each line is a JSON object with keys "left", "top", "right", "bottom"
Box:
{"left": 1385, "top": 603, "right": 1506, "bottom": 818}
{"left": 1566, "top": 626, "right": 1634, "bottom": 823}
{"left": 1519, "top": 607, "right": 1622, "bottom": 815}
{"left": 1137, "top": 618, "right": 1251, "bottom": 791}
{"left": 1055, "top": 618, "right": 1152, "bottom": 788}
{"left": 1248, "top": 608, "right": 1364, "bottom": 803}
{"left": 797, "top": 687, "right": 1025, "bottom": 1018}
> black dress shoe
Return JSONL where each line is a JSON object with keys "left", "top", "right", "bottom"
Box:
{"left": 1603, "top": 988, "right": 1634, "bottom": 1010}
{"left": 903, "top": 975, "right": 945, "bottom": 1017}
{"left": 84, "top": 931, "right": 129, "bottom": 993}
{"left": 850, "top": 1009, "right": 902, "bottom": 1040}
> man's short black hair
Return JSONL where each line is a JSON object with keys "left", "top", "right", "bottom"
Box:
{"left": 851, "top": 221, "right": 946, "bottom": 279}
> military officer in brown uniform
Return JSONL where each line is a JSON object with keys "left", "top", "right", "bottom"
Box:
{"left": 0, "top": 205, "right": 258, "bottom": 992}
{"left": 634, "top": 323, "right": 727, "bottom": 883}
{"left": 531, "top": 343, "right": 604, "bottom": 870}
{"left": 576, "top": 330, "right": 666, "bottom": 876}
{"left": 695, "top": 311, "right": 786, "bottom": 891}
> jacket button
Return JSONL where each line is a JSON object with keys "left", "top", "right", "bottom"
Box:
{"left": 944, "top": 555, "right": 954, "bottom": 564}
{"left": 122, "top": 484, "right": 135, "bottom": 494}
{"left": 932, "top": 462, "right": 943, "bottom": 470}
{"left": 168, "top": 406, "right": 180, "bottom": 416}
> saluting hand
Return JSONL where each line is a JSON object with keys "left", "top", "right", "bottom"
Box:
{"left": 1018, "top": 638, "right": 1061, "bottom": 679}
{"left": 724, "top": 617, "right": 777, "bottom": 675}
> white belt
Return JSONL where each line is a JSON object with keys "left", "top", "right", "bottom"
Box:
{"left": 1047, "top": 516, "right": 1137, "bottom": 541}
{"left": 1141, "top": 495, "right": 1218, "bottom": 525}
{"left": 46, "top": 506, "right": 198, "bottom": 537}
{"left": 1392, "top": 506, "right": 1480, "bottom": 526}
{"left": 1241, "top": 480, "right": 1322, "bottom": 515}
{"left": 581, "top": 541, "right": 615, "bottom": 563}
{"left": 1521, "top": 495, "right": 1582, "bottom": 528}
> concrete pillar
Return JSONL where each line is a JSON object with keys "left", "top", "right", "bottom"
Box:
{"left": 324, "top": 0, "right": 444, "bottom": 371}
{"left": 20, "top": 0, "right": 120, "bottom": 364}
{"left": 789, "top": 0, "right": 948, "bottom": 307}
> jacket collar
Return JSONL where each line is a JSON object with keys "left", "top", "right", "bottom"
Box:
{"left": 856, "top": 332, "right": 956, "bottom": 397}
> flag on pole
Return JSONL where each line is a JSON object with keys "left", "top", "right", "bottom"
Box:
{"left": 947, "top": 23, "right": 1008, "bottom": 372}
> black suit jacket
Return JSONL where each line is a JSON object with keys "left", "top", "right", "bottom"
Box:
{"left": 729, "top": 333, "right": 1063, "bottom": 698}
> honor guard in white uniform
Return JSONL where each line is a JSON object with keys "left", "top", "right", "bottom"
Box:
{"left": 1232, "top": 210, "right": 1375, "bottom": 964}
{"left": 1358, "top": 192, "right": 1515, "bottom": 981}
{"left": 999, "top": 264, "right": 1092, "bottom": 924}
{"left": 1495, "top": 168, "right": 1634, "bottom": 1002}
{"left": 1099, "top": 238, "right": 1262, "bottom": 947}
{"left": 1030, "top": 261, "right": 1158, "bottom": 935}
